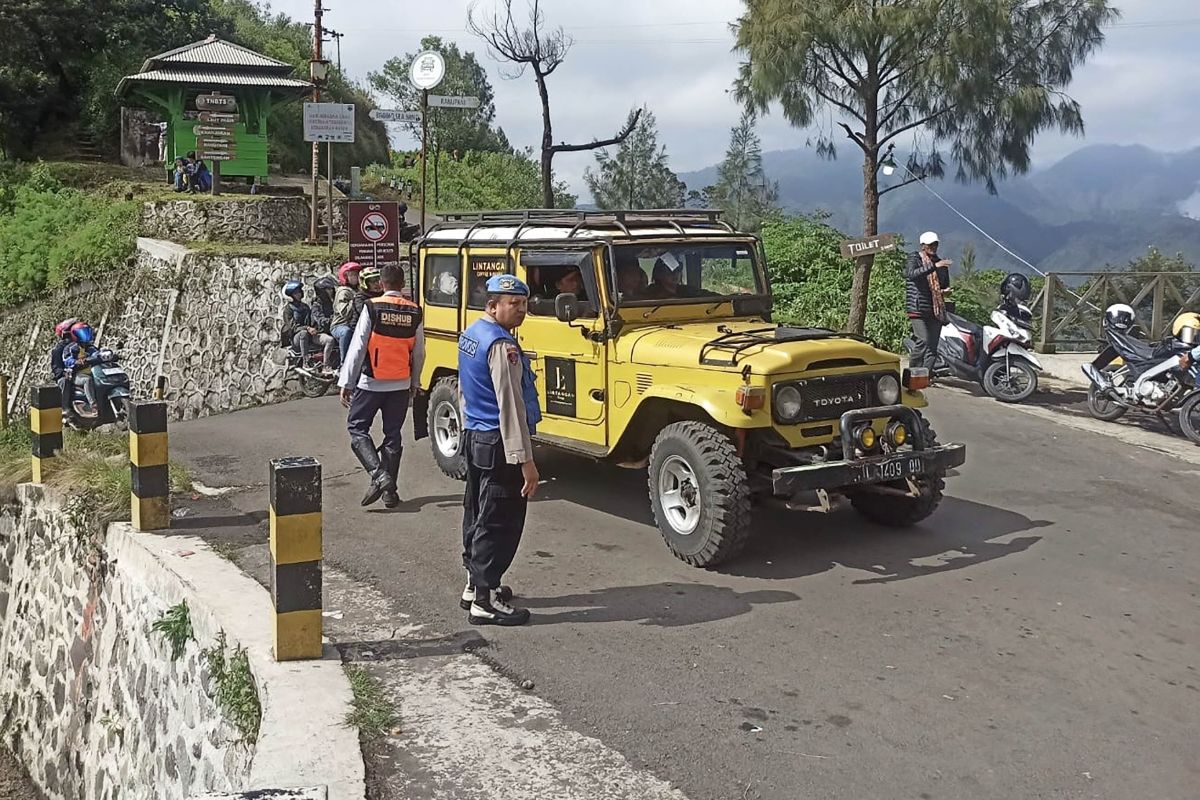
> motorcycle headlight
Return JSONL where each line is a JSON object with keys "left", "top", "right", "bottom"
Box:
{"left": 775, "top": 385, "right": 803, "bottom": 421}
{"left": 876, "top": 374, "right": 900, "bottom": 405}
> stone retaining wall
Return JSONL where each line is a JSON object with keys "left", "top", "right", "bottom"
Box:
{"left": 140, "top": 198, "right": 312, "bottom": 244}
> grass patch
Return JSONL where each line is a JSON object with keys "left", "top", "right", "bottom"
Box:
{"left": 189, "top": 240, "right": 350, "bottom": 264}
{"left": 204, "top": 631, "right": 261, "bottom": 742}
{"left": 344, "top": 665, "right": 397, "bottom": 740}
{"left": 151, "top": 601, "right": 194, "bottom": 660}
{"left": 169, "top": 460, "right": 194, "bottom": 494}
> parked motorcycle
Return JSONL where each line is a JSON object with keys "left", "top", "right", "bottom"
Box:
{"left": 1083, "top": 306, "right": 1198, "bottom": 424}
{"left": 284, "top": 347, "right": 337, "bottom": 398}
{"left": 68, "top": 348, "right": 131, "bottom": 430}
{"left": 909, "top": 273, "right": 1043, "bottom": 403}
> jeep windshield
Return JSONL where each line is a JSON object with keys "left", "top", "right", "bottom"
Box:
{"left": 608, "top": 242, "right": 766, "bottom": 307}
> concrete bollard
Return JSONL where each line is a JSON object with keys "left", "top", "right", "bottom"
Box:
{"left": 30, "top": 385, "right": 63, "bottom": 483}
{"left": 129, "top": 401, "right": 170, "bottom": 531}
{"left": 269, "top": 457, "right": 323, "bottom": 661}
{"left": 153, "top": 375, "right": 167, "bottom": 401}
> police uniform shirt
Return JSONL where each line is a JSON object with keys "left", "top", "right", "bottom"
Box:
{"left": 339, "top": 290, "right": 426, "bottom": 392}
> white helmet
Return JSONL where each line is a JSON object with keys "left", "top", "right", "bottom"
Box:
{"left": 1104, "top": 303, "right": 1136, "bottom": 332}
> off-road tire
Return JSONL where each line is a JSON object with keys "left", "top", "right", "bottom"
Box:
{"left": 1086, "top": 383, "right": 1127, "bottom": 421}
{"left": 982, "top": 359, "right": 1037, "bottom": 403}
{"left": 849, "top": 411, "right": 946, "bottom": 527}
{"left": 1179, "top": 393, "right": 1200, "bottom": 445}
{"left": 429, "top": 377, "right": 468, "bottom": 481}
{"left": 647, "top": 421, "right": 752, "bottom": 568}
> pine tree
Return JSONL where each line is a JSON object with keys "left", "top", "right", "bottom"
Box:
{"left": 584, "top": 110, "right": 685, "bottom": 210}
{"left": 707, "top": 110, "right": 779, "bottom": 232}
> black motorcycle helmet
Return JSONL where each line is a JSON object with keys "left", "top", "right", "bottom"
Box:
{"left": 313, "top": 275, "right": 338, "bottom": 296}
{"left": 1000, "top": 272, "right": 1032, "bottom": 303}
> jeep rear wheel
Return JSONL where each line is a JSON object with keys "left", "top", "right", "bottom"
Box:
{"left": 429, "top": 377, "right": 467, "bottom": 481}
{"left": 849, "top": 411, "right": 945, "bottom": 527}
{"left": 648, "top": 422, "right": 752, "bottom": 568}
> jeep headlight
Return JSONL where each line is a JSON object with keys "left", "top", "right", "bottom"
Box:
{"left": 876, "top": 374, "right": 900, "bottom": 405}
{"left": 775, "top": 385, "right": 803, "bottom": 422}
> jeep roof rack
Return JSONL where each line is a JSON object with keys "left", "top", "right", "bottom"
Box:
{"left": 427, "top": 208, "right": 737, "bottom": 239}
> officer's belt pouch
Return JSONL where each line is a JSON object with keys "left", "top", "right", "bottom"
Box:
{"left": 470, "top": 430, "right": 502, "bottom": 470}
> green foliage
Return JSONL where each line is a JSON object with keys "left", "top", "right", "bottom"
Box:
{"left": 692, "top": 110, "right": 778, "bottom": 232}
{"left": 344, "top": 665, "right": 397, "bottom": 740}
{"left": 373, "top": 149, "right": 576, "bottom": 211}
{"left": 370, "top": 37, "right": 510, "bottom": 156}
{"left": 0, "top": 171, "right": 138, "bottom": 308}
{"left": 585, "top": 110, "right": 685, "bottom": 210}
{"left": 762, "top": 214, "right": 910, "bottom": 351}
{"left": 152, "top": 601, "right": 195, "bottom": 661}
{"left": 204, "top": 630, "right": 261, "bottom": 742}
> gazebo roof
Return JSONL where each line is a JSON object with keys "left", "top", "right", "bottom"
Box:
{"left": 116, "top": 36, "right": 313, "bottom": 97}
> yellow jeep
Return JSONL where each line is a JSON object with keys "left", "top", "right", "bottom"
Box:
{"left": 416, "top": 210, "right": 966, "bottom": 567}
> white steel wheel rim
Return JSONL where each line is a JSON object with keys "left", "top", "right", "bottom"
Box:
{"left": 434, "top": 401, "right": 461, "bottom": 458}
{"left": 658, "top": 455, "right": 702, "bottom": 535}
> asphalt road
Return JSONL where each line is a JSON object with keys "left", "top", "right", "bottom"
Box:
{"left": 171, "top": 389, "right": 1200, "bottom": 800}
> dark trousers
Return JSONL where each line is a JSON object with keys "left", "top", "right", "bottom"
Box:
{"left": 461, "top": 429, "right": 527, "bottom": 590}
{"left": 347, "top": 387, "right": 409, "bottom": 456}
{"left": 909, "top": 315, "right": 943, "bottom": 370}
{"left": 57, "top": 376, "right": 72, "bottom": 415}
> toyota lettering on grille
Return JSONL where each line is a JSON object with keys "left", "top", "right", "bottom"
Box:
{"left": 814, "top": 394, "right": 861, "bottom": 407}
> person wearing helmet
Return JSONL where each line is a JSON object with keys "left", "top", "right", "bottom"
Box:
{"left": 51, "top": 317, "right": 79, "bottom": 420}
{"left": 310, "top": 276, "right": 340, "bottom": 371}
{"left": 1083, "top": 304, "right": 1139, "bottom": 389}
{"left": 280, "top": 280, "right": 325, "bottom": 370}
{"left": 350, "top": 265, "right": 384, "bottom": 325}
{"left": 331, "top": 262, "right": 363, "bottom": 363}
{"left": 63, "top": 322, "right": 102, "bottom": 416}
{"left": 1172, "top": 312, "right": 1200, "bottom": 346}
{"left": 339, "top": 263, "right": 425, "bottom": 509}
{"left": 905, "top": 231, "right": 953, "bottom": 372}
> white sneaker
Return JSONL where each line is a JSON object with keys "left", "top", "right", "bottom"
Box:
{"left": 460, "top": 581, "right": 513, "bottom": 611}
{"left": 469, "top": 590, "right": 530, "bottom": 626}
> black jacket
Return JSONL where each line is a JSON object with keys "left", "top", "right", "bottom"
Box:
{"left": 311, "top": 292, "right": 335, "bottom": 333}
{"left": 904, "top": 250, "right": 950, "bottom": 316}
{"left": 50, "top": 341, "right": 68, "bottom": 380}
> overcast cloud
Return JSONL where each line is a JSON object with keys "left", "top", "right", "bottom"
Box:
{"left": 268, "top": 0, "right": 1200, "bottom": 196}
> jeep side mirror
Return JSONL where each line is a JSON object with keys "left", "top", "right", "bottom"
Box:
{"left": 555, "top": 293, "right": 580, "bottom": 323}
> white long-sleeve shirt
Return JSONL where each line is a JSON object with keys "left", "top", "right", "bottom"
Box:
{"left": 338, "top": 291, "right": 426, "bottom": 392}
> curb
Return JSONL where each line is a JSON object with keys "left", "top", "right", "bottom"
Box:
{"left": 112, "top": 523, "right": 366, "bottom": 798}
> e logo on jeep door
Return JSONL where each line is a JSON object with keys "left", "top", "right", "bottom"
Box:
{"left": 545, "top": 357, "right": 577, "bottom": 417}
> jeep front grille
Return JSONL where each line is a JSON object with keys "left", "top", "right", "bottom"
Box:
{"left": 775, "top": 374, "right": 879, "bottom": 424}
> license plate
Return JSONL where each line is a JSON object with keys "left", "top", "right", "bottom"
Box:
{"left": 853, "top": 454, "right": 925, "bottom": 484}
{"left": 100, "top": 368, "right": 126, "bottom": 378}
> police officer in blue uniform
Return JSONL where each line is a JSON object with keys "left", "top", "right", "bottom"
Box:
{"left": 458, "top": 274, "right": 542, "bottom": 626}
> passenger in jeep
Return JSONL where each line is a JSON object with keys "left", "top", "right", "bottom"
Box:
{"left": 640, "top": 254, "right": 707, "bottom": 300}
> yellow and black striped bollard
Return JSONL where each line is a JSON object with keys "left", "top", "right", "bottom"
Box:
{"left": 129, "top": 401, "right": 170, "bottom": 531}
{"left": 30, "top": 385, "right": 63, "bottom": 483}
{"left": 269, "top": 457, "right": 323, "bottom": 661}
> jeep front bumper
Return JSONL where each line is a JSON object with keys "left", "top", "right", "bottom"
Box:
{"left": 771, "top": 406, "right": 966, "bottom": 496}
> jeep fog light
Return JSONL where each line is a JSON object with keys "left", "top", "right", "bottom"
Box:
{"left": 886, "top": 421, "right": 908, "bottom": 447}
{"left": 855, "top": 424, "right": 877, "bottom": 450}
{"left": 877, "top": 374, "right": 900, "bottom": 404}
{"left": 775, "top": 385, "right": 803, "bottom": 421}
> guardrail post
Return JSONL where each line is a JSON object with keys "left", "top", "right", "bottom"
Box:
{"left": 1038, "top": 274, "right": 1057, "bottom": 353}
{"left": 30, "top": 385, "right": 63, "bottom": 483}
{"left": 1151, "top": 274, "right": 1166, "bottom": 339}
{"left": 269, "top": 457, "right": 323, "bottom": 661}
{"left": 129, "top": 401, "right": 170, "bottom": 531}
{"left": 0, "top": 374, "right": 9, "bottom": 430}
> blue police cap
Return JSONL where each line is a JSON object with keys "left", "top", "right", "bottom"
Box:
{"left": 485, "top": 274, "right": 529, "bottom": 296}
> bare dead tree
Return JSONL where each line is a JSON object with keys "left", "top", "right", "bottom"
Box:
{"left": 469, "top": 0, "right": 642, "bottom": 208}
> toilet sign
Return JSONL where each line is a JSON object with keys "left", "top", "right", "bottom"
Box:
{"left": 349, "top": 202, "right": 401, "bottom": 269}
{"left": 839, "top": 233, "right": 898, "bottom": 259}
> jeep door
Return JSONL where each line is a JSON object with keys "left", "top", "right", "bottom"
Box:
{"left": 515, "top": 247, "right": 608, "bottom": 449}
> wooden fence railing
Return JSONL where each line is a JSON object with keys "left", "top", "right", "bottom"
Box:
{"left": 1033, "top": 271, "right": 1200, "bottom": 353}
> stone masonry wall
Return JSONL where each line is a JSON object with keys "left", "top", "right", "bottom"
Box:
{"left": 139, "top": 199, "right": 311, "bottom": 244}
{"left": 0, "top": 485, "right": 254, "bottom": 799}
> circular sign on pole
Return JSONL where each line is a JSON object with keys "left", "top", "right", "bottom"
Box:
{"left": 409, "top": 50, "right": 446, "bottom": 90}
{"left": 361, "top": 211, "right": 389, "bottom": 242}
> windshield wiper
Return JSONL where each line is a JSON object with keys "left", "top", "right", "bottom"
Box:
{"left": 642, "top": 305, "right": 665, "bottom": 318}
{"left": 704, "top": 300, "right": 728, "bottom": 315}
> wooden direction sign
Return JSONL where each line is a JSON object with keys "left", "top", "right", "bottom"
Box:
{"left": 199, "top": 150, "right": 237, "bottom": 162}
{"left": 194, "top": 124, "right": 236, "bottom": 138}
{"left": 199, "top": 111, "right": 239, "bottom": 125}
{"left": 427, "top": 95, "right": 481, "bottom": 109}
{"left": 195, "top": 92, "right": 238, "bottom": 112}
{"left": 840, "top": 232, "right": 898, "bottom": 259}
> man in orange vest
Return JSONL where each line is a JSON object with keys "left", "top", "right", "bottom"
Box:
{"left": 339, "top": 262, "right": 425, "bottom": 508}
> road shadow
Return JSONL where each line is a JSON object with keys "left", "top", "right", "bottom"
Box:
{"left": 523, "top": 583, "right": 798, "bottom": 627}
{"left": 726, "top": 496, "right": 1050, "bottom": 582}
{"left": 366, "top": 493, "right": 463, "bottom": 515}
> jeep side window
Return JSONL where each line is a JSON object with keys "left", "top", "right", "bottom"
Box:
{"left": 521, "top": 250, "right": 598, "bottom": 318}
{"left": 424, "top": 254, "right": 460, "bottom": 307}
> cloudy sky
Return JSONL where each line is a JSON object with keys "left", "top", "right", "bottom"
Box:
{"left": 269, "top": 0, "right": 1200, "bottom": 195}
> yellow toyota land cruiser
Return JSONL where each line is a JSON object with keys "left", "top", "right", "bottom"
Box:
{"left": 416, "top": 210, "right": 966, "bottom": 568}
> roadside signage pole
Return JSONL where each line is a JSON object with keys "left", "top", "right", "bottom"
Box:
{"left": 327, "top": 142, "right": 334, "bottom": 251}
{"left": 420, "top": 89, "right": 429, "bottom": 235}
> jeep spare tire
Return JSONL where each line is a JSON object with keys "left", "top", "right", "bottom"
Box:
{"left": 648, "top": 422, "right": 752, "bottom": 568}
{"left": 429, "top": 377, "right": 467, "bottom": 480}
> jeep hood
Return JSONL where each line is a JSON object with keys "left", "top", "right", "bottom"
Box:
{"left": 616, "top": 322, "right": 896, "bottom": 375}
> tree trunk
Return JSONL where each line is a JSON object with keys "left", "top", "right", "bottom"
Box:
{"left": 535, "top": 71, "right": 554, "bottom": 208}
{"left": 847, "top": 150, "right": 880, "bottom": 335}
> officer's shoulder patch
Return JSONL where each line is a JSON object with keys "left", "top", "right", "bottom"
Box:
{"left": 505, "top": 343, "right": 520, "bottom": 365}
{"left": 458, "top": 335, "right": 479, "bottom": 357}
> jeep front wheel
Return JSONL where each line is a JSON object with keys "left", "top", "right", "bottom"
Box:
{"left": 648, "top": 422, "right": 752, "bottom": 568}
{"left": 428, "top": 377, "right": 467, "bottom": 480}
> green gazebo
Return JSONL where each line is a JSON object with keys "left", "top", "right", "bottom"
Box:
{"left": 116, "top": 36, "right": 312, "bottom": 180}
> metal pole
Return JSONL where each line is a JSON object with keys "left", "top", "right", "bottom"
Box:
{"left": 309, "top": 0, "right": 324, "bottom": 243}
{"left": 420, "top": 89, "right": 428, "bottom": 235}
{"left": 0, "top": 374, "right": 8, "bottom": 430}
{"left": 327, "top": 142, "right": 334, "bottom": 251}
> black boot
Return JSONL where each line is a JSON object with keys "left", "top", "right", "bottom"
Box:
{"left": 350, "top": 436, "right": 395, "bottom": 507}
{"left": 379, "top": 444, "right": 402, "bottom": 509}
{"left": 469, "top": 587, "right": 530, "bottom": 626}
